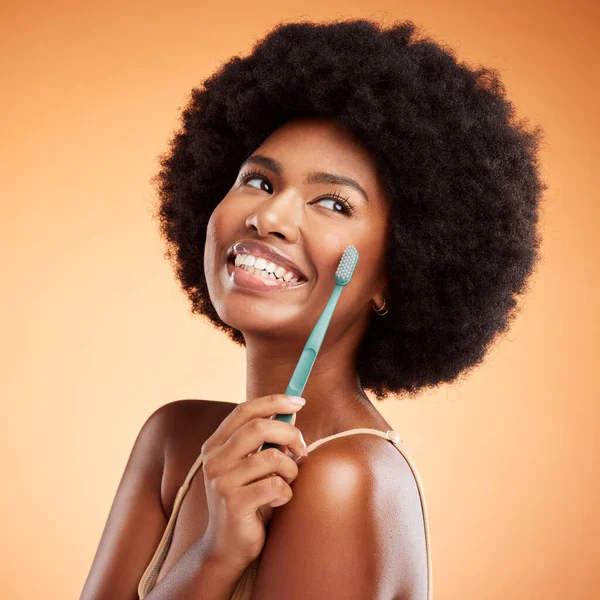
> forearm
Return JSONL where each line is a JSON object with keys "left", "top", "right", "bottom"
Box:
{"left": 143, "top": 533, "right": 248, "bottom": 600}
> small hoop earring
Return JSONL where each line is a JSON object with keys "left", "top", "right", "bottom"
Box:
{"left": 373, "top": 298, "right": 388, "bottom": 316}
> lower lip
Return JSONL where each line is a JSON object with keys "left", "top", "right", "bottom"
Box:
{"left": 226, "top": 260, "right": 307, "bottom": 292}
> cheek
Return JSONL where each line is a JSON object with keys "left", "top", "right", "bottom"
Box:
{"left": 311, "top": 221, "right": 386, "bottom": 283}
{"left": 358, "top": 213, "right": 389, "bottom": 269}
{"left": 204, "top": 203, "right": 231, "bottom": 276}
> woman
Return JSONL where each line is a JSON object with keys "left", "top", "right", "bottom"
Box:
{"left": 81, "top": 18, "right": 545, "bottom": 600}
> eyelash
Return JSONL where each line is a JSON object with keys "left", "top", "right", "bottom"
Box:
{"left": 238, "top": 168, "right": 356, "bottom": 216}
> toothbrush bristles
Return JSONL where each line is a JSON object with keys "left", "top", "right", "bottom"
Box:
{"left": 335, "top": 245, "right": 359, "bottom": 286}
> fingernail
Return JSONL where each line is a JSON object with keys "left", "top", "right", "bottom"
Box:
{"left": 290, "top": 396, "right": 306, "bottom": 406}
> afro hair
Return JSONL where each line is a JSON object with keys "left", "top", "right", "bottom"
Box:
{"left": 151, "top": 18, "right": 547, "bottom": 401}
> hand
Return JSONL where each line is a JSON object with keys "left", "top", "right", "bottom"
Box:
{"left": 200, "top": 394, "right": 308, "bottom": 570}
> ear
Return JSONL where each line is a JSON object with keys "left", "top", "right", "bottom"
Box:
{"left": 371, "top": 270, "right": 388, "bottom": 310}
{"left": 372, "top": 294, "right": 387, "bottom": 314}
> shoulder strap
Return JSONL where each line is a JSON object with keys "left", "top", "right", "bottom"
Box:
{"left": 138, "top": 452, "right": 207, "bottom": 598}
{"left": 185, "top": 429, "right": 402, "bottom": 488}
{"left": 307, "top": 428, "right": 433, "bottom": 599}
{"left": 181, "top": 452, "right": 205, "bottom": 492}
{"left": 306, "top": 427, "right": 404, "bottom": 452}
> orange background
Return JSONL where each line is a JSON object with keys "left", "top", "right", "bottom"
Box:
{"left": 2, "top": 1, "right": 598, "bottom": 598}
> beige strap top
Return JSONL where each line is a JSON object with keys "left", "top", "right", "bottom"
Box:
{"left": 138, "top": 428, "right": 433, "bottom": 599}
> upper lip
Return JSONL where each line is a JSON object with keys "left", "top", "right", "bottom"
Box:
{"left": 227, "top": 239, "right": 308, "bottom": 281}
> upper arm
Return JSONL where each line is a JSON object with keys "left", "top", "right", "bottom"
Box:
{"left": 80, "top": 404, "right": 174, "bottom": 600}
{"left": 250, "top": 437, "right": 427, "bottom": 600}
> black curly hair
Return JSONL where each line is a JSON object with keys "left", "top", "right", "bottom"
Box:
{"left": 151, "top": 18, "right": 547, "bottom": 401}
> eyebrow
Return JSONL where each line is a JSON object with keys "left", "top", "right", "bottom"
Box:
{"left": 240, "top": 154, "right": 369, "bottom": 203}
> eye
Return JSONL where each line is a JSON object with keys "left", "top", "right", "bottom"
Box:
{"left": 238, "top": 168, "right": 355, "bottom": 216}
{"left": 239, "top": 168, "right": 273, "bottom": 193}
{"left": 315, "top": 190, "right": 355, "bottom": 216}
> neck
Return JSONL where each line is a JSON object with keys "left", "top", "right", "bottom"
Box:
{"left": 243, "top": 323, "right": 378, "bottom": 447}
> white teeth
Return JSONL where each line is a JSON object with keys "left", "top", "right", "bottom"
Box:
{"left": 254, "top": 257, "right": 267, "bottom": 270}
{"left": 236, "top": 262, "right": 306, "bottom": 287}
{"left": 234, "top": 253, "right": 303, "bottom": 282}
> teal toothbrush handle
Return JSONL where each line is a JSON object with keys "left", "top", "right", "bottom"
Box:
{"left": 260, "top": 284, "right": 343, "bottom": 451}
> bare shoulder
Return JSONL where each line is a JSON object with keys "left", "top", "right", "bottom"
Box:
{"left": 253, "top": 432, "right": 428, "bottom": 599}
{"left": 306, "top": 431, "right": 423, "bottom": 513}
{"left": 321, "top": 433, "right": 428, "bottom": 599}
{"left": 80, "top": 399, "right": 237, "bottom": 600}
{"left": 304, "top": 430, "right": 419, "bottom": 490}
{"left": 157, "top": 399, "right": 238, "bottom": 515}
{"left": 156, "top": 398, "right": 237, "bottom": 432}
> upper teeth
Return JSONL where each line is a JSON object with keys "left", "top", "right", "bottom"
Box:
{"left": 234, "top": 253, "right": 300, "bottom": 282}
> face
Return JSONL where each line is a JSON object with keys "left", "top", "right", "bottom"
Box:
{"left": 204, "top": 117, "right": 391, "bottom": 342}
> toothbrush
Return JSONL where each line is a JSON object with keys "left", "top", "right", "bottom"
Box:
{"left": 258, "top": 245, "right": 359, "bottom": 453}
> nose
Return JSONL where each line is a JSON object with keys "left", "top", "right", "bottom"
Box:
{"left": 245, "top": 190, "right": 300, "bottom": 242}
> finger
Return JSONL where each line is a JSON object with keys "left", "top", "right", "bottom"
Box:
{"left": 239, "top": 474, "right": 293, "bottom": 513}
{"left": 230, "top": 446, "right": 300, "bottom": 487}
{"left": 202, "top": 394, "right": 305, "bottom": 456}
{"left": 226, "top": 417, "right": 307, "bottom": 462}
{"left": 245, "top": 411, "right": 295, "bottom": 456}
{"left": 277, "top": 412, "right": 302, "bottom": 461}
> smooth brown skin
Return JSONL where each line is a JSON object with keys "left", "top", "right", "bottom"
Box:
{"left": 80, "top": 118, "right": 428, "bottom": 600}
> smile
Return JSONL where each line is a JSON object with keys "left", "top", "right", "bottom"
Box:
{"left": 226, "top": 257, "right": 307, "bottom": 292}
